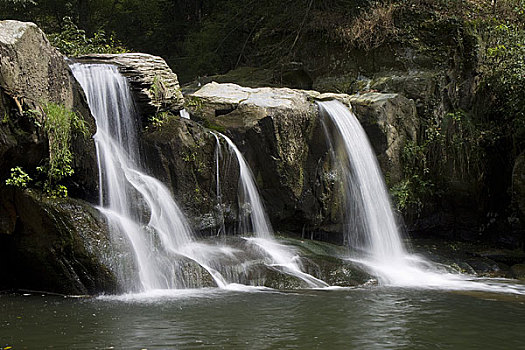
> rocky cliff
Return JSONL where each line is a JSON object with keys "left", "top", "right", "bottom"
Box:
{"left": 182, "top": 82, "right": 417, "bottom": 237}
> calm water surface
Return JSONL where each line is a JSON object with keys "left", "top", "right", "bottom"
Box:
{"left": 2, "top": 287, "right": 525, "bottom": 349}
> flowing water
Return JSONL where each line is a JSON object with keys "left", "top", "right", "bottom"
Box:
{"left": 71, "top": 63, "right": 203, "bottom": 291}
{"left": 70, "top": 62, "right": 325, "bottom": 291}
{"left": 2, "top": 288, "right": 525, "bottom": 349}
{"left": 5, "top": 67, "right": 524, "bottom": 348}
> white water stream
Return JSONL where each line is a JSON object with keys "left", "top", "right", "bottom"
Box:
{"left": 71, "top": 62, "right": 327, "bottom": 291}
{"left": 69, "top": 63, "right": 523, "bottom": 295}
{"left": 71, "top": 63, "right": 202, "bottom": 290}
{"left": 215, "top": 133, "right": 328, "bottom": 288}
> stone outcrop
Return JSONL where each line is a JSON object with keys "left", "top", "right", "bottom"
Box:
{"left": 141, "top": 116, "right": 234, "bottom": 232}
{"left": 78, "top": 53, "right": 184, "bottom": 118}
{"left": 184, "top": 82, "right": 417, "bottom": 236}
{"left": 0, "top": 20, "right": 98, "bottom": 200}
{"left": 0, "top": 20, "right": 105, "bottom": 293}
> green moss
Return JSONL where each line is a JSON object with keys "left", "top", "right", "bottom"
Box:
{"left": 203, "top": 119, "right": 226, "bottom": 133}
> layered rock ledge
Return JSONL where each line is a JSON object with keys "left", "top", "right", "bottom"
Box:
{"left": 78, "top": 53, "right": 184, "bottom": 117}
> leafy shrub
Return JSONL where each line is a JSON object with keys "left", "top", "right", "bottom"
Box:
{"left": 40, "top": 102, "right": 89, "bottom": 197}
{"left": 48, "top": 17, "right": 128, "bottom": 57}
{"left": 5, "top": 167, "right": 32, "bottom": 188}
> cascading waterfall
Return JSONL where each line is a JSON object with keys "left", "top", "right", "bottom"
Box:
{"left": 71, "top": 63, "right": 224, "bottom": 291}
{"left": 215, "top": 133, "right": 328, "bottom": 288}
{"left": 318, "top": 100, "right": 525, "bottom": 294}
{"left": 69, "top": 63, "right": 521, "bottom": 294}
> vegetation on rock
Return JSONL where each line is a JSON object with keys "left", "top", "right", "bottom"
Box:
{"left": 39, "top": 102, "right": 89, "bottom": 197}
{"left": 2, "top": 0, "right": 525, "bottom": 243}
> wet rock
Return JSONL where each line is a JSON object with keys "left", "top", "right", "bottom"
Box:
{"left": 141, "top": 115, "right": 237, "bottom": 232}
{"left": 348, "top": 92, "right": 418, "bottom": 183}
{"left": 78, "top": 53, "right": 184, "bottom": 119}
{"left": 283, "top": 237, "right": 374, "bottom": 286}
{"left": 0, "top": 188, "right": 118, "bottom": 295}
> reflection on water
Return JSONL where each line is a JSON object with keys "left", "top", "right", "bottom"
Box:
{"left": 2, "top": 287, "right": 525, "bottom": 349}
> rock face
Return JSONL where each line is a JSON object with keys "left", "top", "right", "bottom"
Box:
{"left": 349, "top": 92, "right": 419, "bottom": 183}
{"left": 78, "top": 53, "right": 184, "bottom": 119}
{"left": 0, "top": 188, "right": 118, "bottom": 294}
{"left": 513, "top": 152, "right": 525, "bottom": 218}
{"left": 0, "top": 20, "right": 98, "bottom": 200}
{"left": 141, "top": 116, "right": 233, "bottom": 232}
{"left": 185, "top": 82, "right": 417, "bottom": 236}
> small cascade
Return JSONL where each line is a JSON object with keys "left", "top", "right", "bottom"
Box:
{"left": 211, "top": 132, "right": 226, "bottom": 235}
{"left": 318, "top": 100, "right": 406, "bottom": 264}
{"left": 215, "top": 133, "right": 328, "bottom": 288}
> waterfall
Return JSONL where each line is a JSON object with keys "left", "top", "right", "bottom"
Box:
{"left": 317, "top": 100, "right": 525, "bottom": 293}
{"left": 318, "top": 99, "right": 445, "bottom": 285}
{"left": 71, "top": 63, "right": 208, "bottom": 291}
{"left": 318, "top": 100, "right": 406, "bottom": 263}
{"left": 215, "top": 133, "right": 328, "bottom": 288}
{"left": 71, "top": 62, "right": 326, "bottom": 291}
{"left": 69, "top": 64, "right": 524, "bottom": 294}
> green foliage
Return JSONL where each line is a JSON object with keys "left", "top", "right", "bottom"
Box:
{"left": 40, "top": 102, "right": 88, "bottom": 197}
{"left": 48, "top": 17, "right": 128, "bottom": 57}
{"left": 391, "top": 141, "right": 434, "bottom": 214}
{"left": 5, "top": 166, "right": 32, "bottom": 188}
{"left": 391, "top": 108, "right": 491, "bottom": 215}
{"left": 148, "top": 75, "right": 166, "bottom": 109}
{"left": 184, "top": 96, "right": 203, "bottom": 112}
{"left": 23, "top": 108, "right": 43, "bottom": 128}
{"left": 148, "top": 111, "right": 173, "bottom": 129}
{"left": 476, "top": 18, "right": 525, "bottom": 150}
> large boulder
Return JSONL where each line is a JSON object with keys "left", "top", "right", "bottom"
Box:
{"left": 141, "top": 115, "right": 235, "bottom": 232}
{"left": 0, "top": 20, "right": 98, "bottom": 200}
{"left": 0, "top": 20, "right": 105, "bottom": 294}
{"left": 78, "top": 53, "right": 184, "bottom": 119}
{"left": 0, "top": 188, "right": 118, "bottom": 294}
